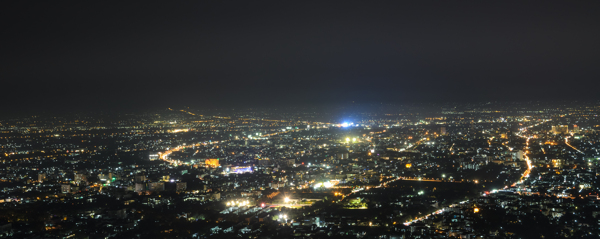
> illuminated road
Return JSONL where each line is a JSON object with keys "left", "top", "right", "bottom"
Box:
{"left": 565, "top": 137, "right": 584, "bottom": 154}
{"left": 514, "top": 123, "right": 540, "bottom": 184}
{"left": 520, "top": 137, "right": 532, "bottom": 182}
{"left": 157, "top": 120, "right": 318, "bottom": 166}
{"left": 404, "top": 121, "right": 548, "bottom": 226}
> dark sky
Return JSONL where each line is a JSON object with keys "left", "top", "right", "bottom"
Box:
{"left": 2, "top": 1, "right": 600, "bottom": 114}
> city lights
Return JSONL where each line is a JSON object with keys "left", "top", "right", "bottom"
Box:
{"left": 2, "top": 1, "right": 595, "bottom": 237}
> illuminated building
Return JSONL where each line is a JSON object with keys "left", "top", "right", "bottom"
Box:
{"left": 258, "top": 158, "right": 271, "bottom": 166}
{"left": 61, "top": 184, "right": 71, "bottom": 193}
{"left": 205, "top": 158, "right": 220, "bottom": 168}
{"left": 149, "top": 182, "right": 165, "bottom": 192}
{"left": 135, "top": 175, "right": 147, "bottom": 183}
{"left": 573, "top": 124, "right": 580, "bottom": 134}
{"left": 278, "top": 158, "right": 294, "bottom": 167}
{"left": 552, "top": 125, "right": 568, "bottom": 134}
{"left": 38, "top": 173, "right": 47, "bottom": 183}
{"left": 511, "top": 150, "right": 524, "bottom": 161}
{"left": 552, "top": 159, "right": 563, "bottom": 168}
{"left": 74, "top": 173, "right": 86, "bottom": 183}
{"left": 149, "top": 151, "right": 159, "bottom": 161}
{"left": 135, "top": 183, "right": 145, "bottom": 192}
{"left": 230, "top": 166, "right": 253, "bottom": 174}
{"left": 336, "top": 152, "right": 348, "bottom": 160}
{"left": 440, "top": 126, "right": 447, "bottom": 136}
{"left": 98, "top": 173, "right": 109, "bottom": 181}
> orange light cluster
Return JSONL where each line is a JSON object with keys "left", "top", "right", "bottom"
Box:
{"left": 205, "top": 158, "right": 220, "bottom": 168}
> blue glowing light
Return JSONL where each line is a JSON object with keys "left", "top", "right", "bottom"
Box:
{"left": 341, "top": 122, "right": 352, "bottom": 127}
{"left": 233, "top": 166, "right": 253, "bottom": 174}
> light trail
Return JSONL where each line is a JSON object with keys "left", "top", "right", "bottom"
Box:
{"left": 520, "top": 137, "right": 532, "bottom": 181}
{"left": 565, "top": 137, "right": 583, "bottom": 154}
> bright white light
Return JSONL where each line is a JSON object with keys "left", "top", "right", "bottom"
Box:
{"left": 284, "top": 197, "right": 290, "bottom": 203}
{"left": 341, "top": 123, "right": 349, "bottom": 127}
{"left": 323, "top": 182, "right": 333, "bottom": 188}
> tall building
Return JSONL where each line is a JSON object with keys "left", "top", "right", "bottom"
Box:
{"left": 573, "top": 125, "right": 580, "bottom": 134}
{"left": 38, "top": 173, "right": 47, "bottom": 183}
{"left": 135, "top": 183, "right": 146, "bottom": 192}
{"left": 440, "top": 127, "right": 447, "bottom": 136}
{"left": 135, "top": 175, "right": 147, "bottom": 183}
{"left": 98, "top": 173, "right": 109, "bottom": 181}
{"left": 149, "top": 182, "right": 164, "bottom": 192}
{"left": 511, "top": 150, "right": 524, "bottom": 161}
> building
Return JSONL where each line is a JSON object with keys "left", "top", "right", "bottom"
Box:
{"left": 258, "top": 158, "right": 272, "bottom": 166}
{"left": 176, "top": 182, "right": 187, "bottom": 192}
{"left": 205, "top": 158, "right": 220, "bottom": 168}
{"left": 61, "top": 184, "right": 71, "bottom": 193}
{"left": 149, "top": 182, "right": 164, "bottom": 192}
{"left": 511, "top": 150, "right": 524, "bottom": 161}
{"left": 149, "top": 151, "right": 159, "bottom": 161}
{"left": 38, "top": 173, "right": 47, "bottom": 183}
{"left": 573, "top": 125, "right": 580, "bottom": 134}
{"left": 552, "top": 125, "right": 569, "bottom": 134}
{"left": 135, "top": 175, "right": 147, "bottom": 183}
{"left": 337, "top": 152, "right": 348, "bottom": 160}
{"left": 135, "top": 183, "right": 146, "bottom": 192}
{"left": 440, "top": 127, "right": 447, "bottom": 136}
{"left": 74, "top": 173, "right": 86, "bottom": 183}
{"left": 281, "top": 158, "right": 295, "bottom": 167}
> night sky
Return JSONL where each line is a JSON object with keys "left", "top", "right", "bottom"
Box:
{"left": 3, "top": 1, "right": 600, "bottom": 114}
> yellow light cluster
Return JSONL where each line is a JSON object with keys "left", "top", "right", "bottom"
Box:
{"left": 226, "top": 200, "right": 250, "bottom": 206}
{"left": 205, "top": 158, "right": 219, "bottom": 168}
